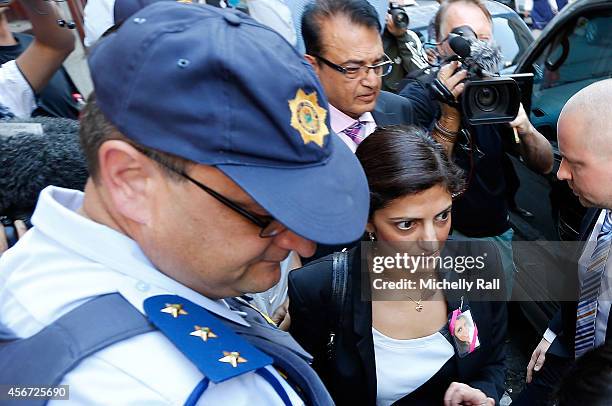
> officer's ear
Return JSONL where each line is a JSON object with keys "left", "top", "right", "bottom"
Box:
{"left": 304, "top": 54, "right": 320, "bottom": 75}
{"left": 96, "top": 140, "right": 156, "bottom": 224}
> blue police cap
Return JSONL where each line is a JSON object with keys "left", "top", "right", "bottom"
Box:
{"left": 88, "top": 2, "right": 369, "bottom": 245}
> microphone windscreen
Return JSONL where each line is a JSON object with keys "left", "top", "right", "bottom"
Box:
{"left": 468, "top": 39, "right": 502, "bottom": 74}
{"left": 0, "top": 117, "right": 88, "bottom": 215}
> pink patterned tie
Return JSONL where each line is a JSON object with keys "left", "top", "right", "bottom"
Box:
{"left": 342, "top": 121, "right": 364, "bottom": 145}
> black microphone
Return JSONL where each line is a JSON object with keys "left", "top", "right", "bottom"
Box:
{"left": 449, "top": 34, "right": 471, "bottom": 59}
{"left": 0, "top": 117, "right": 88, "bottom": 217}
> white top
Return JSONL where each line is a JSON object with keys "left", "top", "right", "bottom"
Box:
{"left": 83, "top": 0, "right": 297, "bottom": 47}
{"left": 0, "top": 186, "right": 304, "bottom": 406}
{"left": 544, "top": 209, "right": 612, "bottom": 348}
{"left": 329, "top": 104, "right": 377, "bottom": 153}
{"left": 372, "top": 327, "right": 454, "bottom": 406}
{"left": 83, "top": 0, "right": 115, "bottom": 48}
{"left": 0, "top": 60, "right": 37, "bottom": 118}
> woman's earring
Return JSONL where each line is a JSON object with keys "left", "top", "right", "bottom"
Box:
{"left": 368, "top": 232, "right": 376, "bottom": 242}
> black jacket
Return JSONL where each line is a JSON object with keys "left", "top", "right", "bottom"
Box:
{"left": 289, "top": 240, "right": 507, "bottom": 405}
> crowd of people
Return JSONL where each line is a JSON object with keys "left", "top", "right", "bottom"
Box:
{"left": 0, "top": 0, "right": 611, "bottom": 405}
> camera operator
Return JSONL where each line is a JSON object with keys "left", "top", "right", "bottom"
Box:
{"left": 399, "top": 0, "right": 553, "bottom": 295}
{"left": 0, "top": 0, "right": 74, "bottom": 119}
{"left": 382, "top": 0, "right": 427, "bottom": 93}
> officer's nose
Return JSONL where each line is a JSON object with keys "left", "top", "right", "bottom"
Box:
{"left": 272, "top": 230, "right": 316, "bottom": 258}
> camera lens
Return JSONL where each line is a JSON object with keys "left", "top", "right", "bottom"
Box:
{"left": 474, "top": 86, "right": 499, "bottom": 112}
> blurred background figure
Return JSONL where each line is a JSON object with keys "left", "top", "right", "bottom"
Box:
{"left": 0, "top": 5, "right": 80, "bottom": 119}
{"left": 84, "top": 0, "right": 297, "bottom": 47}
{"left": 382, "top": 0, "right": 428, "bottom": 93}
{"left": 523, "top": 0, "right": 567, "bottom": 36}
{"left": 0, "top": 0, "right": 75, "bottom": 119}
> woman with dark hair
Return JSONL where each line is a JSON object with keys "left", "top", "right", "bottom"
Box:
{"left": 288, "top": 125, "right": 507, "bottom": 405}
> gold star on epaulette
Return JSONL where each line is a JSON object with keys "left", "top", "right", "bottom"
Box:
{"left": 161, "top": 303, "right": 188, "bottom": 318}
{"left": 219, "top": 351, "right": 247, "bottom": 368}
{"left": 190, "top": 325, "right": 217, "bottom": 341}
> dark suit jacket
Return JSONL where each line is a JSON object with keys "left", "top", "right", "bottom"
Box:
{"left": 371, "top": 90, "right": 417, "bottom": 128}
{"left": 548, "top": 208, "right": 612, "bottom": 357}
{"left": 289, "top": 241, "right": 507, "bottom": 405}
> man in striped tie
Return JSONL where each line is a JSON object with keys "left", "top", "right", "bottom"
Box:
{"left": 516, "top": 79, "right": 612, "bottom": 405}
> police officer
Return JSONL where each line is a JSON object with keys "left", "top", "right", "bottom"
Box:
{"left": 0, "top": 2, "right": 369, "bottom": 405}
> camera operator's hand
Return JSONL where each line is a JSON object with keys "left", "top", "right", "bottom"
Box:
{"left": 0, "top": 219, "right": 28, "bottom": 254}
{"left": 437, "top": 61, "right": 467, "bottom": 102}
{"left": 431, "top": 61, "right": 467, "bottom": 156}
{"left": 509, "top": 104, "right": 554, "bottom": 174}
{"left": 386, "top": 13, "right": 407, "bottom": 37}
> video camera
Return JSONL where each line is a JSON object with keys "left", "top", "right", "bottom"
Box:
{"left": 431, "top": 25, "right": 529, "bottom": 126}
{"left": 388, "top": 2, "right": 409, "bottom": 30}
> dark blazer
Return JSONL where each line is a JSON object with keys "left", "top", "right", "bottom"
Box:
{"left": 548, "top": 208, "right": 612, "bottom": 357}
{"left": 371, "top": 90, "right": 417, "bottom": 128}
{"left": 289, "top": 240, "right": 507, "bottom": 405}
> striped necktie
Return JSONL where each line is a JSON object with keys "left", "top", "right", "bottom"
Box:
{"left": 575, "top": 210, "right": 612, "bottom": 358}
{"left": 342, "top": 121, "right": 364, "bottom": 145}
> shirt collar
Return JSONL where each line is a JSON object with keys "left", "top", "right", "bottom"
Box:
{"left": 31, "top": 186, "right": 249, "bottom": 326}
{"left": 329, "top": 104, "right": 375, "bottom": 134}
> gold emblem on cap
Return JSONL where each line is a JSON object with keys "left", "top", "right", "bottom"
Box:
{"left": 190, "top": 325, "right": 218, "bottom": 341}
{"left": 161, "top": 303, "right": 188, "bottom": 318}
{"left": 219, "top": 351, "right": 247, "bottom": 367}
{"left": 176, "top": 0, "right": 193, "bottom": 3}
{"left": 288, "top": 89, "right": 329, "bottom": 147}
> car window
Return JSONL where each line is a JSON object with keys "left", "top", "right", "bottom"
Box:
{"left": 493, "top": 14, "right": 532, "bottom": 69}
{"left": 528, "top": 11, "right": 612, "bottom": 143}
{"left": 536, "top": 13, "right": 612, "bottom": 88}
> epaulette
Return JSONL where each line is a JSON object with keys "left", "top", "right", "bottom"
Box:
{"left": 144, "top": 295, "right": 272, "bottom": 383}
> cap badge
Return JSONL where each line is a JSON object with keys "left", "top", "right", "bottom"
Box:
{"left": 289, "top": 89, "right": 329, "bottom": 147}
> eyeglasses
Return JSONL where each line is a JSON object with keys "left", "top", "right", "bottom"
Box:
{"left": 313, "top": 54, "right": 393, "bottom": 79}
{"left": 139, "top": 149, "right": 286, "bottom": 238}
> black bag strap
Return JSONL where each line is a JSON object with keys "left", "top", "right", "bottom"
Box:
{"left": 327, "top": 250, "right": 349, "bottom": 360}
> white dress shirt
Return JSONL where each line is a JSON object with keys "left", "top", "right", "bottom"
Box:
{"left": 544, "top": 209, "right": 612, "bottom": 348}
{"left": 0, "top": 186, "right": 303, "bottom": 405}
{"left": 329, "top": 104, "right": 378, "bottom": 153}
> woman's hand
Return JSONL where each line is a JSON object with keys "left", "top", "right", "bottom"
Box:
{"left": 444, "top": 382, "right": 494, "bottom": 406}
{"left": 272, "top": 298, "right": 291, "bottom": 331}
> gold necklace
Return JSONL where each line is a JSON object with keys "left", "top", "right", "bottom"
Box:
{"left": 405, "top": 288, "right": 436, "bottom": 312}
{"left": 405, "top": 295, "right": 424, "bottom": 312}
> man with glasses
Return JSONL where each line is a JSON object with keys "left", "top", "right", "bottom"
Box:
{"left": 0, "top": 3, "right": 368, "bottom": 404}
{"left": 302, "top": 0, "right": 416, "bottom": 153}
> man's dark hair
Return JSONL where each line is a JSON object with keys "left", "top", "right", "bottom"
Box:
{"left": 555, "top": 342, "right": 612, "bottom": 406}
{"left": 434, "top": 0, "right": 492, "bottom": 41}
{"left": 79, "top": 93, "right": 191, "bottom": 182}
{"left": 302, "top": 0, "right": 381, "bottom": 57}
{"left": 355, "top": 125, "right": 465, "bottom": 217}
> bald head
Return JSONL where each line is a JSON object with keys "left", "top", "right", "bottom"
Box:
{"left": 557, "top": 79, "right": 612, "bottom": 208}
{"left": 559, "top": 79, "right": 612, "bottom": 155}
